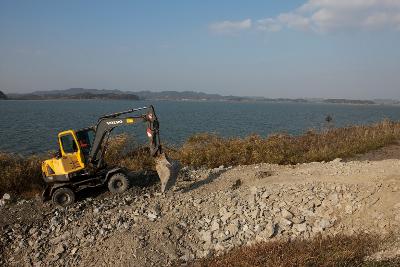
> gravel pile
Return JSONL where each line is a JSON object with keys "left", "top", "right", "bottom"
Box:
{"left": 1, "top": 157, "right": 400, "bottom": 266}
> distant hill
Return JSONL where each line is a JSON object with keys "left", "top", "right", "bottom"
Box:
{"left": 29, "top": 88, "right": 229, "bottom": 101}
{"left": 8, "top": 88, "right": 252, "bottom": 101}
{"left": 58, "top": 92, "right": 139, "bottom": 100}
{"left": 25, "top": 88, "right": 309, "bottom": 102}
{"left": 32, "top": 88, "right": 126, "bottom": 96}
{"left": 323, "top": 99, "right": 376, "bottom": 105}
{"left": 6, "top": 88, "right": 392, "bottom": 105}
{"left": 133, "top": 90, "right": 225, "bottom": 101}
{"left": 8, "top": 88, "right": 139, "bottom": 100}
{"left": 0, "top": 90, "right": 7, "bottom": 100}
{"left": 374, "top": 99, "right": 400, "bottom": 105}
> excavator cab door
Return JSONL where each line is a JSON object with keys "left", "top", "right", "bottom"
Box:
{"left": 58, "top": 131, "right": 85, "bottom": 173}
{"left": 75, "top": 129, "right": 95, "bottom": 163}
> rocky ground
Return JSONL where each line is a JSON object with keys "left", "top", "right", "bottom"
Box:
{"left": 1, "top": 143, "right": 400, "bottom": 266}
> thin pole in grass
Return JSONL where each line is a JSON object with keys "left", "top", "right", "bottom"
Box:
{"left": 324, "top": 114, "right": 334, "bottom": 131}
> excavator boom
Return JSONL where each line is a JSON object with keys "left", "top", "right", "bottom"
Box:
{"left": 88, "top": 106, "right": 162, "bottom": 168}
{"left": 88, "top": 105, "right": 179, "bottom": 192}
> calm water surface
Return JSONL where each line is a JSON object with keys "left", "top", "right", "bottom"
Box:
{"left": 1, "top": 100, "right": 400, "bottom": 154}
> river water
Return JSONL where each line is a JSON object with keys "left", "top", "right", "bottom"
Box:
{"left": 1, "top": 100, "right": 399, "bottom": 154}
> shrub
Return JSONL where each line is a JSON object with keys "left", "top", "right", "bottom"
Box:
{"left": 191, "top": 234, "right": 381, "bottom": 267}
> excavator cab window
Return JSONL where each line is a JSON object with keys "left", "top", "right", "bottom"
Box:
{"left": 60, "top": 134, "right": 78, "bottom": 154}
{"left": 76, "top": 129, "right": 95, "bottom": 160}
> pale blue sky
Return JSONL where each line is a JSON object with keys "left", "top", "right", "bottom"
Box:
{"left": 1, "top": 0, "right": 399, "bottom": 99}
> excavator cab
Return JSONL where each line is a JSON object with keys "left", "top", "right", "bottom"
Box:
{"left": 41, "top": 105, "right": 180, "bottom": 206}
{"left": 42, "top": 130, "right": 85, "bottom": 179}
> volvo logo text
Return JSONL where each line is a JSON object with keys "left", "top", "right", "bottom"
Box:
{"left": 106, "top": 120, "right": 123, "bottom": 125}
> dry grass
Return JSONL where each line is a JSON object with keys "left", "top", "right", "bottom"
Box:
{"left": 105, "top": 134, "right": 156, "bottom": 171}
{"left": 0, "top": 153, "right": 43, "bottom": 196}
{"left": 191, "top": 234, "right": 385, "bottom": 267}
{"left": 1, "top": 120, "right": 400, "bottom": 196}
{"left": 178, "top": 120, "right": 400, "bottom": 168}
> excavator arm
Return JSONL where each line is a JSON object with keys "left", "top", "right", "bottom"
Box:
{"left": 89, "top": 106, "right": 162, "bottom": 168}
{"left": 87, "top": 105, "right": 179, "bottom": 192}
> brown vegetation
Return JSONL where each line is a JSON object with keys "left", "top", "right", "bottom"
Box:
{"left": 0, "top": 153, "right": 43, "bottom": 197}
{"left": 191, "top": 234, "right": 398, "bottom": 267}
{"left": 1, "top": 120, "right": 400, "bottom": 196}
{"left": 104, "top": 134, "right": 156, "bottom": 171}
{"left": 178, "top": 120, "right": 400, "bottom": 168}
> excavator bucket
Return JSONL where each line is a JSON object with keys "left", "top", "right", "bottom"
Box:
{"left": 155, "top": 153, "right": 180, "bottom": 192}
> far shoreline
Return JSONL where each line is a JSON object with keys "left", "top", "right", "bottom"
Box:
{"left": 1, "top": 98, "right": 399, "bottom": 106}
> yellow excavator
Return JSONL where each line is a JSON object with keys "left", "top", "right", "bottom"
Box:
{"left": 41, "top": 105, "right": 179, "bottom": 207}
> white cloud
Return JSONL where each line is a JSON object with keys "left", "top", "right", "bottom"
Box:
{"left": 209, "top": 19, "right": 252, "bottom": 34}
{"left": 257, "top": 0, "right": 400, "bottom": 33}
{"left": 257, "top": 18, "right": 282, "bottom": 32}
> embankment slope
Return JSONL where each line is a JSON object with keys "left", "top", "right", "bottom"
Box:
{"left": 1, "top": 143, "right": 400, "bottom": 266}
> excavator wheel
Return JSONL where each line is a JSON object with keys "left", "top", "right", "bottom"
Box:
{"left": 52, "top": 187, "right": 75, "bottom": 207}
{"left": 108, "top": 173, "right": 130, "bottom": 194}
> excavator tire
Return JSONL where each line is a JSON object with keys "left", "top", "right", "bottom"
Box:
{"left": 52, "top": 187, "right": 75, "bottom": 207}
{"left": 108, "top": 173, "right": 130, "bottom": 194}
